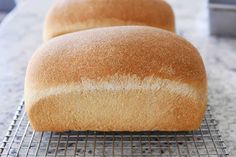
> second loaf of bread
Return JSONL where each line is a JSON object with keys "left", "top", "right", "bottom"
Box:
{"left": 25, "top": 26, "right": 207, "bottom": 132}
{"left": 43, "top": 0, "right": 175, "bottom": 40}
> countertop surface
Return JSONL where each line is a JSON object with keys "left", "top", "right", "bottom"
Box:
{"left": 0, "top": 0, "right": 235, "bottom": 156}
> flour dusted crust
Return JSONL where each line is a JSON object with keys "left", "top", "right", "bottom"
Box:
{"left": 43, "top": 0, "right": 175, "bottom": 41}
{"left": 25, "top": 26, "right": 207, "bottom": 131}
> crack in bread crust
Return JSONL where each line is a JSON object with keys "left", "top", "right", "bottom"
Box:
{"left": 25, "top": 75, "right": 205, "bottom": 106}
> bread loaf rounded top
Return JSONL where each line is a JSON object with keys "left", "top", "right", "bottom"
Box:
{"left": 26, "top": 26, "right": 206, "bottom": 95}
{"left": 43, "top": 0, "right": 175, "bottom": 41}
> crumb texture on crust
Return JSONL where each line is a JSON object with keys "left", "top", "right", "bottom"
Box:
{"left": 43, "top": 0, "right": 175, "bottom": 40}
{"left": 25, "top": 75, "right": 206, "bottom": 106}
{"left": 25, "top": 26, "right": 207, "bottom": 131}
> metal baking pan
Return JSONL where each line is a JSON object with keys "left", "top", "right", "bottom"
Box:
{"left": 0, "top": 101, "right": 229, "bottom": 156}
{"left": 209, "top": 0, "right": 236, "bottom": 37}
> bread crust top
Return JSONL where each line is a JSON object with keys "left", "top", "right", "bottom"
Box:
{"left": 27, "top": 26, "right": 207, "bottom": 93}
{"left": 43, "top": 0, "right": 175, "bottom": 40}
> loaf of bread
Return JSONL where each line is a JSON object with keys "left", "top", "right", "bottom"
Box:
{"left": 43, "top": 0, "right": 175, "bottom": 41}
{"left": 25, "top": 26, "right": 207, "bottom": 132}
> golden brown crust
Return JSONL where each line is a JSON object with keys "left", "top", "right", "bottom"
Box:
{"left": 28, "top": 26, "right": 206, "bottom": 91}
{"left": 43, "top": 0, "right": 175, "bottom": 40}
{"left": 25, "top": 26, "right": 207, "bottom": 131}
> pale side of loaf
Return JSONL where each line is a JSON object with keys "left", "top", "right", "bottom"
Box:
{"left": 25, "top": 26, "right": 207, "bottom": 132}
{"left": 43, "top": 0, "right": 175, "bottom": 41}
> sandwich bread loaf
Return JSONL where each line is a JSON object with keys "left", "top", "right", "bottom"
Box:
{"left": 43, "top": 0, "right": 175, "bottom": 41}
{"left": 25, "top": 26, "right": 207, "bottom": 132}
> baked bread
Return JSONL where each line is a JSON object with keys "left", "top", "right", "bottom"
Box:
{"left": 43, "top": 0, "right": 175, "bottom": 41}
{"left": 25, "top": 26, "right": 207, "bottom": 132}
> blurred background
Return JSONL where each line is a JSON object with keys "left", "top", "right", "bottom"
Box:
{"left": 0, "top": 0, "right": 236, "bottom": 156}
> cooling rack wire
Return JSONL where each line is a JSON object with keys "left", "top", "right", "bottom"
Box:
{"left": 0, "top": 102, "right": 229, "bottom": 157}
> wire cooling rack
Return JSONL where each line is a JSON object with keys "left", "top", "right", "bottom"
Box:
{"left": 0, "top": 102, "right": 229, "bottom": 157}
